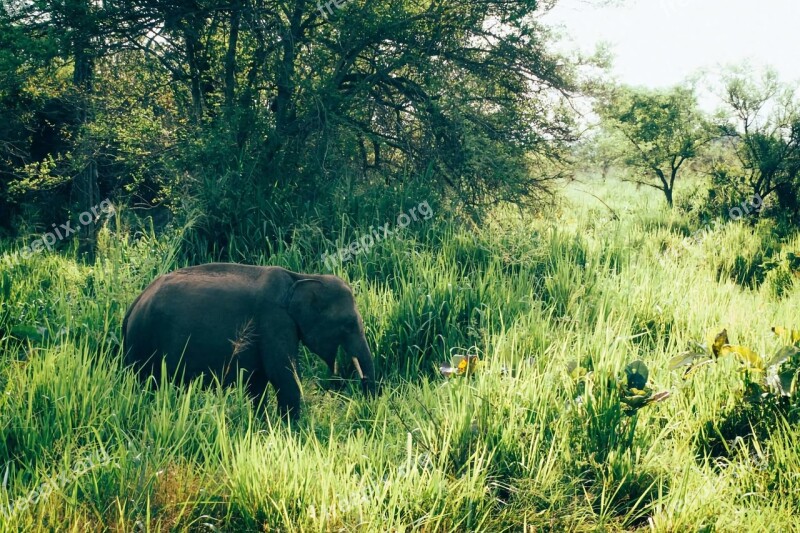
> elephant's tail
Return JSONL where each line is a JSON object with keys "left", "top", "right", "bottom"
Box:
{"left": 121, "top": 290, "right": 146, "bottom": 345}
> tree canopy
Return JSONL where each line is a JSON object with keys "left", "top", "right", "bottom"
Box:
{"left": 713, "top": 66, "right": 800, "bottom": 216}
{"left": 0, "top": 0, "right": 581, "bottom": 245}
{"left": 596, "top": 85, "right": 710, "bottom": 207}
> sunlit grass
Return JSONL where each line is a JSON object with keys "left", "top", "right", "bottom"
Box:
{"left": 1, "top": 178, "right": 799, "bottom": 530}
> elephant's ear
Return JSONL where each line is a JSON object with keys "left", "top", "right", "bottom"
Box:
{"left": 284, "top": 278, "right": 325, "bottom": 312}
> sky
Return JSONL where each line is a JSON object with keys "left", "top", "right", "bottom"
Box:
{"left": 542, "top": 0, "right": 800, "bottom": 91}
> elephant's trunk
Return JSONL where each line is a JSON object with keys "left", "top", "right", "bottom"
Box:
{"left": 345, "top": 333, "right": 376, "bottom": 397}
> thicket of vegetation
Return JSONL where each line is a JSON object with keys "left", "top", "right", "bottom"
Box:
{"left": 2, "top": 0, "right": 800, "bottom": 530}
{"left": 583, "top": 66, "right": 800, "bottom": 222}
{"left": 2, "top": 1, "right": 797, "bottom": 249}
{"left": 1, "top": 181, "right": 799, "bottom": 530}
{"left": 1, "top": 0, "right": 585, "bottom": 256}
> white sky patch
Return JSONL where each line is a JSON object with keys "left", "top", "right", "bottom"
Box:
{"left": 542, "top": 0, "right": 800, "bottom": 97}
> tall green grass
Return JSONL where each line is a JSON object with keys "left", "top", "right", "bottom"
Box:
{"left": 0, "top": 179, "right": 799, "bottom": 531}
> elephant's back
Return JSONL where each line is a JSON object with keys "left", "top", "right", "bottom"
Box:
{"left": 170, "top": 262, "right": 285, "bottom": 282}
{"left": 127, "top": 263, "right": 286, "bottom": 314}
{"left": 122, "top": 263, "right": 297, "bottom": 352}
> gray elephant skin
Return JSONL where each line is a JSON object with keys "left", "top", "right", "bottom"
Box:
{"left": 122, "top": 263, "right": 376, "bottom": 419}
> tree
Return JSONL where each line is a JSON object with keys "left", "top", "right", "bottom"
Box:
{"left": 1, "top": 0, "right": 153, "bottom": 256}
{"left": 714, "top": 66, "right": 800, "bottom": 216}
{"left": 0, "top": 0, "right": 584, "bottom": 246}
{"left": 573, "top": 125, "right": 626, "bottom": 180}
{"left": 597, "top": 85, "right": 710, "bottom": 207}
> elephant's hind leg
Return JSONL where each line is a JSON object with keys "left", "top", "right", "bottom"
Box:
{"left": 269, "top": 364, "right": 301, "bottom": 421}
{"left": 245, "top": 370, "right": 270, "bottom": 413}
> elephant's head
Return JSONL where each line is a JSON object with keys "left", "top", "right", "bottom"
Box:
{"left": 286, "top": 276, "right": 376, "bottom": 395}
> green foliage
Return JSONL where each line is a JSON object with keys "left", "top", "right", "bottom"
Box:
{"left": 0, "top": 0, "right": 583, "bottom": 244}
{"left": 672, "top": 326, "right": 800, "bottom": 461}
{"left": 572, "top": 125, "right": 627, "bottom": 180}
{"left": 619, "top": 360, "right": 670, "bottom": 415}
{"left": 1, "top": 179, "right": 800, "bottom": 530}
{"left": 712, "top": 65, "right": 800, "bottom": 216}
{"left": 763, "top": 252, "right": 800, "bottom": 299}
{"left": 597, "top": 84, "right": 711, "bottom": 206}
{"left": 699, "top": 218, "right": 783, "bottom": 288}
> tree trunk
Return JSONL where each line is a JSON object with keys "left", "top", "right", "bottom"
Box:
{"left": 185, "top": 26, "right": 203, "bottom": 122}
{"left": 265, "top": 2, "right": 303, "bottom": 180}
{"left": 225, "top": 2, "right": 240, "bottom": 112}
{"left": 655, "top": 168, "right": 673, "bottom": 208}
{"left": 72, "top": 40, "right": 98, "bottom": 261}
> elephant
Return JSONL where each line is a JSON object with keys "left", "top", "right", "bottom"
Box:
{"left": 122, "top": 263, "right": 376, "bottom": 419}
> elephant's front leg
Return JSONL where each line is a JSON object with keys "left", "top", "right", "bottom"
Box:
{"left": 258, "top": 316, "right": 302, "bottom": 420}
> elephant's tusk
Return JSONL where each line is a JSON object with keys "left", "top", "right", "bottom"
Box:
{"left": 352, "top": 357, "right": 365, "bottom": 380}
